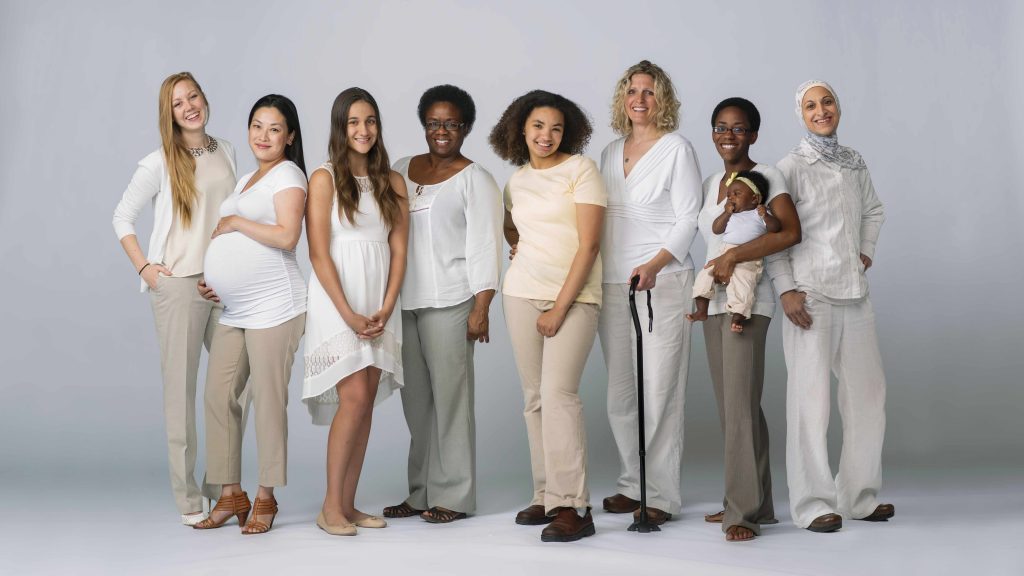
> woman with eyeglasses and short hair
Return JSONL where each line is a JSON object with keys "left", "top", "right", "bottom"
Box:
{"left": 596, "top": 60, "right": 702, "bottom": 528}
{"left": 382, "top": 85, "right": 502, "bottom": 524}
{"left": 687, "top": 96, "right": 801, "bottom": 541}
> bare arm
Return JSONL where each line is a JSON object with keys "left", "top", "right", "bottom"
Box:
{"left": 211, "top": 187, "right": 305, "bottom": 250}
{"left": 120, "top": 234, "right": 171, "bottom": 289}
{"left": 368, "top": 171, "right": 410, "bottom": 331}
{"left": 711, "top": 207, "right": 733, "bottom": 235}
{"left": 536, "top": 203, "right": 604, "bottom": 337}
{"left": 503, "top": 209, "right": 519, "bottom": 255}
{"left": 761, "top": 206, "right": 782, "bottom": 233}
{"left": 306, "top": 169, "right": 375, "bottom": 338}
{"left": 707, "top": 193, "right": 801, "bottom": 284}
{"left": 467, "top": 289, "right": 496, "bottom": 343}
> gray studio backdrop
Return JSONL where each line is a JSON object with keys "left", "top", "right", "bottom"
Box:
{"left": 2, "top": 0, "right": 1021, "bottom": 507}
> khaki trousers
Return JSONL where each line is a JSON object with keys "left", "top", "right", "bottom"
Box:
{"left": 204, "top": 314, "right": 305, "bottom": 487}
{"left": 503, "top": 295, "right": 599, "bottom": 513}
{"left": 704, "top": 313, "right": 775, "bottom": 534}
{"left": 599, "top": 270, "right": 692, "bottom": 515}
{"left": 783, "top": 296, "right": 886, "bottom": 528}
{"left": 149, "top": 274, "right": 248, "bottom": 513}
{"left": 400, "top": 298, "right": 476, "bottom": 513}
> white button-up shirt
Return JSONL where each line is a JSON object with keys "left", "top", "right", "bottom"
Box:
{"left": 770, "top": 140, "right": 884, "bottom": 303}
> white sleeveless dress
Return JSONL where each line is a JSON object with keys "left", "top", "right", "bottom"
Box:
{"left": 302, "top": 163, "right": 403, "bottom": 425}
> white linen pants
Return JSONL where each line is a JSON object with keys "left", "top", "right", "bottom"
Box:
{"left": 598, "top": 270, "right": 692, "bottom": 515}
{"left": 783, "top": 295, "right": 886, "bottom": 528}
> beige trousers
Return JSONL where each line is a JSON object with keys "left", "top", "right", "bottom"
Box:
{"left": 204, "top": 314, "right": 305, "bottom": 487}
{"left": 692, "top": 243, "right": 763, "bottom": 319}
{"left": 149, "top": 274, "right": 248, "bottom": 513}
{"left": 503, "top": 295, "right": 599, "bottom": 513}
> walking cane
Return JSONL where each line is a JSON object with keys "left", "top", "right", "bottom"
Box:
{"left": 627, "top": 275, "right": 659, "bottom": 533}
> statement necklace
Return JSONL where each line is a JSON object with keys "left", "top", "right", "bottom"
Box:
{"left": 189, "top": 137, "right": 218, "bottom": 158}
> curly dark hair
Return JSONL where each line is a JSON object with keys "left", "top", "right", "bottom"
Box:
{"left": 418, "top": 84, "right": 476, "bottom": 134}
{"left": 488, "top": 90, "right": 592, "bottom": 166}
{"left": 712, "top": 97, "right": 761, "bottom": 132}
{"left": 734, "top": 169, "right": 770, "bottom": 205}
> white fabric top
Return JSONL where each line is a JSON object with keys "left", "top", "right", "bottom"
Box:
{"left": 393, "top": 157, "right": 503, "bottom": 310}
{"left": 771, "top": 142, "right": 884, "bottom": 303}
{"left": 698, "top": 164, "right": 789, "bottom": 318}
{"left": 112, "top": 137, "right": 236, "bottom": 292}
{"left": 599, "top": 133, "right": 703, "bottom": 284}
{"left": 203, "top": 161, "right": 308, "bottom": 329}
{"left": 721, "top": 210, "right": 768, "bottom": 245}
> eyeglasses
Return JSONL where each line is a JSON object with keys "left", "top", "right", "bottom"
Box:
{"left": 713, "top": 125, "right": 753, "bottom": 135}
{"left": 425, "top": 120, "right": 465, "bottom": 132}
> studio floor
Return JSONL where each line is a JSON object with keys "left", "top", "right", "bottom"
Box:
{"left": 3, "top": 465, "right": 1020, "bottom": 576}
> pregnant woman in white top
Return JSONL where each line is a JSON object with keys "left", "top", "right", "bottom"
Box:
{"left": 112, "top": 72, "right": 245, "bottom": 526}
{"left": 194, "top": 94, "right": 308, "bottom": 535}
{"left": 303, "top": 88, "right": 409, "bottom": 536}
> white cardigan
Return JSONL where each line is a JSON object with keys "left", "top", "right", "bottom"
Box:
{"left": 112, "top": 137, "right": 236, "bottom": 292}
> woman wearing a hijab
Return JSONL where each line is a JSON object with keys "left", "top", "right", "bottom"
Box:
{"left": 770, "top": 80, "right": 893, "bottom": 533}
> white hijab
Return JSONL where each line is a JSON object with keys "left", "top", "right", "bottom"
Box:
{"left": 791, "top": 79, "right": 865, "bottom": 169}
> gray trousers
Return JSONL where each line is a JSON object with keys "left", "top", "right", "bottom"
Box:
{"left": 149, "top": 274, "right": 248, "bottom": 513}
{"left": 399, "top": 299, "right": 476, "bottom": 513}
{"left": 703, "top": 313, "right": 775, "bottom": 534}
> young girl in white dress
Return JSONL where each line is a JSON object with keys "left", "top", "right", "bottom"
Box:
{"left": 302, "top": 87, "right": 409, "bottom": 536}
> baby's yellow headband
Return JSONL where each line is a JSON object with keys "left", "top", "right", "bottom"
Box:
{"left": 725, "top": 172, "right": 762, "bottom": 203}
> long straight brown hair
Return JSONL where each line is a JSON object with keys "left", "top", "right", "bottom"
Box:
{"left": 158, "top": 72, "right": 207, "bottom": 229}
{"left": 327, "top": 88, "right": 400, "bottom": 228}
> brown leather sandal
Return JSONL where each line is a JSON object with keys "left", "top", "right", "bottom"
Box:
{"left": 193, "top": 492, "right": 251, "bottom": 530}
{"left": 242, "top": 496, "right": 279, "bottom": 535}
{"left": 421, "top": 507, "right": 467, "bottom": 524}
{"left": 704, "top": 510, "right": 725, "bottom": 523}
{"left": 383, "top": 502, "right": 425, "bottom": 518}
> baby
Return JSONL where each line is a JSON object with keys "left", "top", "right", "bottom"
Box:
{"left": 688, "top": 170, "right": 780, "bottom": 332}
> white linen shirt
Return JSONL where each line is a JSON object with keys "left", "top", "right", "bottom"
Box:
{"left": 771, "top": 140, "right": 885, "bottom": 303}
{"left": 112, "top": 137, "right": 237, "bottom": 292}
{"left": 599, "top": 133, "right": 703, "bottom": 284}
{"left": 699, "top": 164, "right": 789, "bottom": 318}
{"left": 394, "top": 157, "right": 503, "bottom": 310}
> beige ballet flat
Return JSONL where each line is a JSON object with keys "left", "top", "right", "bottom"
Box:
{"left": 354, "top": 515, "right": 387, "bottom": 529}
{"left": 317, "top": 511, "right": 357, "bottom": 536}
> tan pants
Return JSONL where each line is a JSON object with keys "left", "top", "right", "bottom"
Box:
{"left": 692, "top": 243, "right": 763, "bottom": 319}
{"left": 503, "top": 295, "right": 599, "bottom": 513}
{"left": 149, "top": 274, "right": 248, "bottom": 513}
{"left": 204, "top": 314, "right": 305, "bottom": 487}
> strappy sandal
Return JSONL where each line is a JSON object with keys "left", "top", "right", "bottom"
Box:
{"left": 242, "top": 496, "right": 278, "bottom": 535}
{"left": 421, "top": 507, "right": 467, "bottom": 524}
{"left": 193, "top": 492, "right": 251, "bottom": 530}
{"left": 704, "top": 510, "right": 725, "bottom": 523}
{"left": 383, "top": 502, "right": 425, "bottom": 518}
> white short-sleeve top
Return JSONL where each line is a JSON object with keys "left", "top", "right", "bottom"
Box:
{"left": 203, "top": 160, "right": 308, "bottom": 329}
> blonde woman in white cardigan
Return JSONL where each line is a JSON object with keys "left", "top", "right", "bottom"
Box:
{"left": 112, "top": 72, "right": 247, "bottom": 526}
{"left": 597, "top": 60, "right": 703, "bottom": 526}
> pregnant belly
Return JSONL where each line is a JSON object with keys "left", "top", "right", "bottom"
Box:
{"left": 203, "top": 233, "right": 277, "bottom": 311}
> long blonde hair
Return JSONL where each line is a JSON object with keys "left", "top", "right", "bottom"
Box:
{"left": 158, "top": 72, "right": 208, "bottom": 229}
{"left": 609, "top": 60, "right": 680, "bottom": 136}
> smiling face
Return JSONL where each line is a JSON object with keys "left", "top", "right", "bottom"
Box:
{"left": 625, "top": 73, "right": 659, "bottom": 130}
{"left": 171, "top": 80, "right": 207, "bottom": 134}
{"left": 248, "top": 106, "right": 292, "bottom": 164}
{"left": 801, "top": 86, "right": 840, "bottom": 136}
{"left": 424, "top": 101, "right": 465, "bottom": 159}
{"left": 712, "top": 106, "right": 758, "bottom": 164}
{"left": 523, "top": 106, "right": 565, "bottom": 167}
{"left": 346, "top": 100, "right": 379, "bottom": 156}
{"left": 726, "top": 180, "right": 760, "bottom": 213}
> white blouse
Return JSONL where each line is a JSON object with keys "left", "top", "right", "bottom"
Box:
{"left": 203, "top": 161, "right": 308, "bottom": 329}
{"left": 599, "top": 133, "right": 703, "bottom": 284}
{"left": 698, "top": 164, "right": 789, "bottom": 318}
{"left": 393, "top": 157, "right": 503, "bottom": 310}
{"left": 772, "top": 141, "right": 884, "bottom": 303}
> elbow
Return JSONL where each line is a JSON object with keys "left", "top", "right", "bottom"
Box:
{"left": 579, "top": 241, "right": 600, "bottom": 261}
{"left": 788, "top": 228, "right": 802, "bottom": 247}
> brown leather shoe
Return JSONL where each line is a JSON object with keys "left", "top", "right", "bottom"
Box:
{"left": 806, "top": 513, "right": 843, "bottom": 533}
{"left": 540, "top": 507, "right": 595, "bottom": 542}
{"left": 515, "top": 504, "right": 553, "bottom": 526}
{"left": 632, "top": 506, "right": 672, "bottom": 525}
{"left": 602, "top": 493, "right": 640, "bottom": 513}
{"left": 857, "top": 503, "right": 895, "bottom": 522}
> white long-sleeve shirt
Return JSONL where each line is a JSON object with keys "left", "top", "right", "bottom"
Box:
{"left": 599, "top": 132, "right": 703, "bottom": 283}
{"left": 394, "top": 157, "right": 503, "bottom": 310}
{"left": 771, "top": 140, "right": 885, "bottom": 303}
{"left": 112, "top": 137, "right": 237, "bottom": 292}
